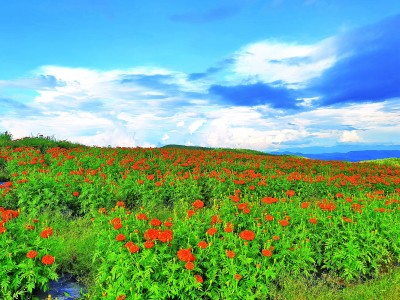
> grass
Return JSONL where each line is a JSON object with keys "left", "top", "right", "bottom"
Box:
{"left": 360, "top": 158, "right": 400, "bottom": 167}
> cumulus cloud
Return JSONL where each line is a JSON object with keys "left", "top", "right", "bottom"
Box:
{"left": 340, "top": 131, "right": 362, "bottom": 143}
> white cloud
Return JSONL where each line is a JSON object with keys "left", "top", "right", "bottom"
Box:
{"left": 232, "top": 38, "right": 338, "bottom": 86}
{"left": 340, "top": 130, "right": 362, "bottom": 143}
{"left": 188, "top": 119, "right": 206, "bottom": 134}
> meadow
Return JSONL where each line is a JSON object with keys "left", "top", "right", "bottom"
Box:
{"left": 0, "top": 132, "right": 399, "bottom": 299}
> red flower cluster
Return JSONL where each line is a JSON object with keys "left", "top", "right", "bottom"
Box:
{"left": 192, "top": 199, "right": 204, "bottom": 210}
{"left": 125, "top": 241, "right": 140, "bottom": 254}
{"left": 239, "top": 230, "right": 255, "bottom": 241}
{"left": 261, "top": 197, "right": 278, "bottom": 204}
{"left": 177, "top": 248, "right": 196, "bottom": 262}
{"left": 41, "top": 254, "right": 55, "bottom": 265}
{"left": 111, "top": 218, "right": 122, "bottom": 230}
{"left": 26, "top": 250, "right": 38, "bottom": 259}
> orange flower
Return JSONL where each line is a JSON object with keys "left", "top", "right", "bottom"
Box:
{"left": 116, "top": 295, "right": 126, "bottom": 300}
{"left": 194, "top": 275, "right": 204, "bottom": 284}
{"left": 185, "top": 262, "right": 195, "bottom": 270}
{"left": 177, "top": 248, "right": 196, "bottom": 262}
{"left": 309, "top": 218, "right": 317, "bottom": 224}
{"left": 300, "top": 202, "right": 310, "bottom": 209}
{"left": 234, "top": 274, "right": 242, "bottom": 281}
{"left": 164, "top": 221, "right": 173, "bottom": 227}
{"left": 192, "top": 200, "right": 204, "bottom": 210}
{"left": 278, "top": 220, "right": 289, "bottom": 227}
{"left": 125, "top": 241, "right": 140, "bottom": 254}
{"left": 41, "top": 254, "right": 55, "bottom": 265}
{"left": 40, "top": 227, "right": 53, "bottom": 238}
{"left": 72, "top": 191, "right": 80, "bottom": 197}
{"left": 198, "top": 241, "right": 208, "bottom": 249}
{"left": 265, "top": 214, "right": 274, "bottom": 221}
{"left": 26, "top": 250, "right": 38, "bottom": 259}
{"left": 116, "top": 234, "right": 126, "bottom": 241}
{"left": 226, "top": 250, "right": 236, "bottom": 258}
{"left": 116, "top": 201, "right": 125, "bottom": 207}
{"left": 187, "top": 210, "right": 195, "bottom": 218}
{"left": 136, "top": 213, "right": 148, "bottom": 221}
{"left": 144, "top": 228, "right": 159, "bottom": 241}
{"left": 272, "top": 235, "right": 280, "bottom": 241}
{"left": 239, "top": 230, "right": 255, "bottom": 241}
{"left": 262, "top": 249, "right": 272, "bottom": 257}
{"left": 286, "top": 190, "right": 295, "bottom": 197}
{"left": 150, "top": 218, "right": 162, "bottom": 226}
{"left": 158, "top": 230, "right": 173, "bottom": 243}
{"left": 144, "top": 240, "right": 155, "bottom": 249}
{"left": 206, "top": 227, "right": 217, "bottom": 236}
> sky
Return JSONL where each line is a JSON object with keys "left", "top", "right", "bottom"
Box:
{"left": 1, "top": 0, "right": 400, "bottom": 152}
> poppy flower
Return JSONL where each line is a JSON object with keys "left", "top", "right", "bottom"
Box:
{"left": 206, "top": 227, "right": 217, "bottom": 236}
{"left": 158, "top": 230, "right": 173, "bottom": 243}
{"left": 136, "top": 213, "right": 148, "bottom": 221}
{"left": 144, "top": 240, "right": 155, "bottom": 249}
{"left": 144, "top": 228, "right": 159, "bottom": 241}
{"left": 116, "top": 234, "right": 126, "bottom": 241}
{"left": 278, "top": 220, "right": 289, "bottom": 227}
{"left": 187, "top": 210, "right": 195, "bottom": 218}
{"left": 72, "top": 191, "right": 79, "bottom": 197}
{"left": 150, "top": 218, "right": 162, "bottom": 226}
{"left": 309, "top": 218, "right": 317, "bottom": 224}
{"left": 301, "top": 202, "right": 310, "bottom": 209}
{"left": 265, "top": 214, "right": 274, "bottom": 221}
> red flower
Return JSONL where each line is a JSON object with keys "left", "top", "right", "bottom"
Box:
{"left": 25, "top": 224, "right": 35, "bottom": 230}
{"left": 116, "top": 295, "right": 126, "bottom": 300}
{"left": 239, "top": 230, "right": 255, "bottom": 241}
{"left": 278, "top": 220, "right": 289, "bottom": 227}
{"left": 125, "top": 241, "right": 140, "bottom": 254}
{"left": 72, "top": 191, "right": 79, "bottom": 197}
{"left": 261, "top": 197, "right": 278, "bottom": 204}
{"left": 113, "top": 223, "right": 122, "bottom": 230}
{"left": 41, "top": 254, "right": 55, "bottom": 265}
{"left": 158, "top": 230, "right": 173, "bottom": 243}
{"left": 301, "top": 202, "right": 310, "bottom": 209}
{"left": 234, "top": 274, "right": 242, "bottom": 281}
{"left": 206, "top": 227, "right": 217, "bottom": 236}
{"left": 192, "top": 200, "right": 204, "bottom": 210}
{"left": 198, "top": 241, "right": 208, "bottom": 249}
{"left": 226, "top": 250, "right": 236, "bottom": 258}
{"left": 26, "top": 250, "right": 38, "bottom": 259}
{"left": 40, "top": 227, "right": 53, "bottom": 238}
{"left": 144, "top": 228, "right": 159, "bottom": 241}
{"left": 286, "top": 190, "right": 295, "bottom": 197}
{"left": 136, "top": 213, "right": 148, "bottom": 221}
{"left": 272, "top": 235, "right": 280, "bottom": 241}
{"left": 116, "top": 234, "right": 126, "bottom": 241}
{"left": 116, "top": 201, "right": 125, "bottom": 207}
{"left": 187, "top": 210, "right": 195, "bottom": 218}
{"left": 262, "top": 249, "right": 272, "bottom": 257}
{"left": 194, "top": 275, "right": 204, "bottom": 284}
{"left": 177, "top": 248, "right": 196, "bottom": 262}
{"left": 144, "top": 240, "right": 155, "bottom": 249}
{"left": 309, "top": 218, "right": 317, "bottom": 224}
{"left": 150, "top": 218, "right": 162, "bottom": 226}
{"left": 164, "top": 221, "right": 173, "bottom": 227}
{"left": 185, "top": 262, "right": 195, "bottom": 270}
{"left": 265, "top": 214, "right": 274, "bottom": 221}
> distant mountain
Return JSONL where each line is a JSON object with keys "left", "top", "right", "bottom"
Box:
{"left": 272, "top": 144, "right": 400, "bottom": 154}
{"left": 275, "top": 150, "right": 400, "bottom": 162}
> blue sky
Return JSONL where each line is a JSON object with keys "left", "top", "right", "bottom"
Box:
{"left": 1, "top": 0, "right": 400, "bottom": 152}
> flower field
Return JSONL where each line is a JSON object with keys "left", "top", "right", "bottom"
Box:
{"left": 1, "top": 145, "right": 400, "bottom": 299}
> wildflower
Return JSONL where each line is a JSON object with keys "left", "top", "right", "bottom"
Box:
{"left": 187, "top": 210, "right": 195, "bottom": 218}
{"left": 177, "top": 248, "right": 196, "bottom": 262}
{"left": 192, "top": 200, "right": 204, "bottom": 210}
{"left": 150, "top": 218, "right": 162, "bottom": 226}
{"left": 262, "top": 249, "right": 272, "bottom": 257}
{"left": 272, "top": 235, "right": 280, "bottom": 241}
{"left": 98, "top": 207, "right": 107, "bottom": 214}
{"left": 194, "top": 275, "right": 204, "bottom": 284}
{"left": 265, "top": 214, "right": 274, "bottom": 221}
{"left": 40, "top": 227, "right": 53, "bottom": 238}
{"left": 262, "top": 197, "right": 278, "bottom": 204}
{"left": 144, "top": 240, "right": 155, "bottom": 249}
{"left": 116, "top": 295, "right": 126, "bottom": 300}
{"left": 116, "top": 201, "right": 125, "bottom": 208}
{"left": 301, "top": 202, "right": 310, "bottom": 209}
{"left": 198, "top": 241, "right": 208, "bottom": 249}
{"left": 116, "top": 234, "right": 126, "bottom": 241}
{"left": 25, "top": 224, "right": 35, "bottom": 230}
{"left": 309, "top": 218, "right": 317, "bottom": 224}
{"left": 125, "top": 241, "right": 140, "bottom": 254}
{"left": 41, "top": 254, "right": 55, "bottom": 265}
{"left": 158, "top": 230, "right": 173, "bottom": 243}
{"left": 206, "top": 227, "right": 217, "bottom": 236}
{"left": 72, "top": 191, "right": 79, "bottom": 197}
{"left": 278, "top": 219, "right": 289, "bottom": 227}
{"left": 226, "top": 250, "right": 236, "bottom": 258}
{"left": 286, "top": 190, "right": 295, "bottom": 197}
{"left": 239, "top": 230, "right": 255, "bottom": 241}
{"left": 164, "top": 221, "right": 173, "bottom": 227}
{"left": 26, "top": 250, "right": 38, "bottom": 259}
{"left": 185, "top": 262, "right": 195, "bottom": 270}
{"left": 144, "top": 228, "right": 159, "bottom": 241}
{"left": 234, "top": 274, "right": 242, "bottom": 281}
{"left": 136, "top": 213, "right": 148, "bottom": 221}
{"left": 224, "top": 225, "right": 233, "bottom": 233}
